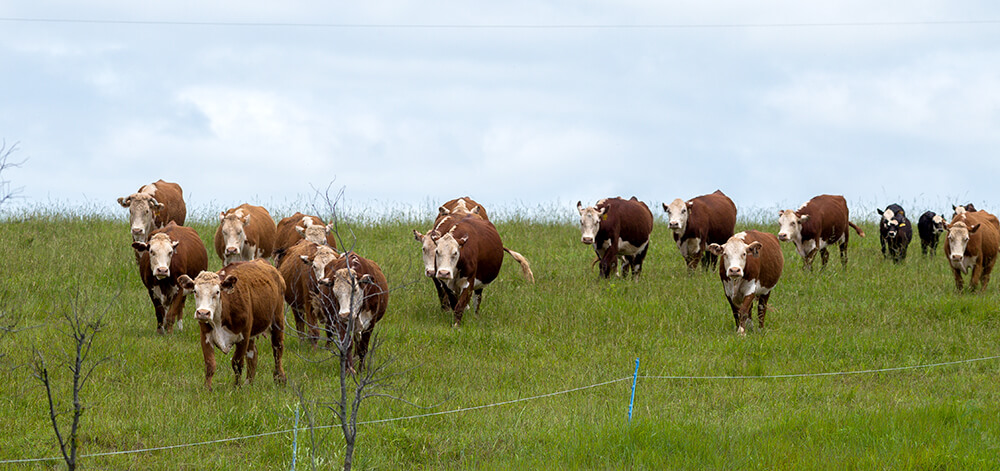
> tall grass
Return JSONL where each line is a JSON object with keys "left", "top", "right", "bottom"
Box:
{"left": 1, "top": 212, "right": 999, "bottom": 469}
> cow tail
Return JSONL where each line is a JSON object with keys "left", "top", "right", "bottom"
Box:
{"left": 503, "top": 247, "right": 535, "bottom": 283}
{"left": 849, "top": 221, "right": 866, "bottom": 238}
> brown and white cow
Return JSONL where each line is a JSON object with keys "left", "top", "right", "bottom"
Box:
{"left": 662, "top": 190, "right": 737, "bottom": 271}
{"left": 945, "top": 210, "right": 1000, "bottom": 292}
{"left": 314, "top": 252, "right": 388, "bottom": 372}
{"left": 117, "top": 179, "right": 187, "bottom": 243}
{"left": 178, "top": 260, "right": 286, "bottom": 390}
{"left": 577, "top": 197, "right": 653, "bottom": 278}
{"left": 274, "top": 212, "right": 337, "bottom": 255}
{"left": 213, "top": 204, "right": 277, "bottom": 266}
{"left": 131, "top": 222, "right": 208, "bottom": 334}
{"left": 708, "top": 231, "right": 784, "bottom": 335}
{"left": 777, "top": 194, "right": 865, "bottom": 270}
{"left": 413, "top": 198, "right": 491, "bottom": 311}
{"left": 432, "top": 216, "right": 534, "bottom": 326}
{"left": 277, "top": 239, "right": 341, "bottom": 346}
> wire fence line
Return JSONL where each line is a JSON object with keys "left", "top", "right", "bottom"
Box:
{"left": 2, "top": 354, "right": 997, "bottom": 465}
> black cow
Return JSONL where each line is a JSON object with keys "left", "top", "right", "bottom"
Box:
{"left": 917, "top": 211, "right": 947, "bottom": 256}
{"left": 875, "top": 205, "right": 912, "bottom": 263}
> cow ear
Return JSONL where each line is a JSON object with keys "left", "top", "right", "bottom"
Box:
{"left": 458, "top": 234, "right": 469, "bottom": 246}
{"left": 686, "top": 201, "right": 694, "bottom": 209}
{"left": 171, "top": 239, "right": 180, "bottom": 249}
{"left": 118, "top": 196, "right": 131, "bottom": 207}
{"left": 897, "top": 209, "right": 904, "bottom": 217}
{"left": 324, "top": 224, "right": 333, "bottom": 234}
{"left": 221, "top": 275, "right": 238, "bottom": 293}
{"left": 800, "top": 214, "right": 810, "bottom": 223}
{"left": 430, "top": 230, "right": 442, "bottom": 242}
{"left": 360, "top": 274, "right": 375, "bottom": 285}
{"left": 150, "top": 198, "right": 164, "bottom": 212}
{"left": 661, "top": 202, "right": 668, "bottom": 212}
{"left": 471, "top": 205, "right": 481, "bottom": 215}
{"left": 295, "top": 226, "right": 306, "bottom": 236}
{"left": 219, "top": 211, "right": 226, "bottom": 221}
{"left": 707, "top": 243, "right": 724, "bottom": 256}
{"left": 746, "top": 241, "right": 763, "bottom": 257}
{"left": 439, "top": 205, "right": 450, "bottom": 217}
{"left": 598, "top": 207, "right": 607, "bottom": 216}
{"left": 300, "top": 254, "right": 311, "bottom": 265}
{"left": 132, "top": 242, "right": 149, "bottom": 252}
{"left": 412, "top": 229, "right": 424, "bottom": 241}
{"left": 177, "top": 275, "right": 195, "bottom": 292}
{"left": 577, "top": 201, "right": 585, "bottom": 214}
{"left": 969, "top": 223, "right": 981, "bottom": 234}
{"left": 875, "top": 208, "right": 883, "bottom": 216}
{"left": 242, "top": 213, "right": 251, "bottom": 225}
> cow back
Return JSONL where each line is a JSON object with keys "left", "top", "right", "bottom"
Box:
{"left": 146, "top": 179, "right": 187, "bottom": 227}
{"left": 798, "top": 194, "right": 850, "bottom": 242}
{"left": 958, "top": 210, "right": 1000, "bottom": 260}
{"left": 598, "top": 197, "right": 653, "bottom": 247}
{"left": 452, "top": 216, "right": 505, "bottom": 286}
{"left": 439, "top": 197, "right": 489, "bottom": 222}
{"left": 277, "top": 240, "right": 320, "bottom": 307}
{"left": 218, "top": 260, "right": 285, "bottom": 338}
{"left": 138, "top": 222, "right": 207, "bottom": 288}
{"left": 734, "top": 230, "right": 783, "bottom": 290}
{"left": 686, "top": 190, "right": 737, "bottom": 244}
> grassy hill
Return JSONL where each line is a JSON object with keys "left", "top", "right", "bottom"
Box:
{"left": 1, "top": 211, "right": 998, "bottom": 469}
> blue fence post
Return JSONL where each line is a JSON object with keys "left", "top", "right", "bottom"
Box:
{"left": 291, "top": 404, "right": 299, "bottom": 471}
{"left": 628, "top": 357, "right": 639, "bottom": 424}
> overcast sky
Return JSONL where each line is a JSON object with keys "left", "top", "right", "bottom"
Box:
{"left": 2, "top": 2, "right": 999, "bottom": 221}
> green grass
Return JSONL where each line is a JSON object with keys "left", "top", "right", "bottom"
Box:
{"left": 1, "top": 213, "right": 999, "bottom": 469}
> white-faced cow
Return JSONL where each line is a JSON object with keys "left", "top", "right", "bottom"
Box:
{"left": 314, "top": 252, "right": 389, "bottom": 372}
{"left": 432, "top": 216, "right": 534, "bottom": 326}
{"left": 945, "top": 210, "right": 1000, "bottom": 292}
{"left": 577, "top": 197, "right": 653, "bottom": 279}
{"left": 132, "top": 222, "right": 208, "bottom": 334}
{"left": 951, "top": 203, "right": 977, "bottom": 219}
{"left": 917, "top": 211, "right": 947, "bottom": 256}
{"left": 277, "top": 240, "right": 341, "bottom": 347}
{"left": 876, "top": 204, "right": 912, "bottom": 263}
{"left": 413, "top": 197, "right": 491, "bottom": 311}
{"left": 213, "top": 204, "right": 277, "bottom": 266}
{"left": 117, "top": 179, "right": 187, "bottom": 243}
{"left": 662, "top": 190, "right": 737, "bottom": 271}
{"left": 777, "top": 194, "right": 865, "bottom": 270}
{"left": 274, "top": 212, "right": 337, "bottom": 255}
{"left": 178, "top": 260, "right": 286, "bottom": 390}
{"left": 707, "top": 231, "right": 784, "bottom": 335}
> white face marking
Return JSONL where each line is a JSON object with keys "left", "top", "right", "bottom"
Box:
{"left": 191, "top": 272, "right": 223, "bottom": 324}
{"left": 310, "top": 246, "right": 339, "bottom": 282}
{"left": 664, "top": 199, "right": 688, "bottom": 232}
{"left": 417, "top": 233, "right": 437, "bottom": 277}
{"left": 331, "top": 268, "right": 365, "bottom": 319}
{"left": 122, "top": 193, "right": 160, "bottom": 242}
{"left": 146, "top": 233, "right": 178, "bottom": 279}
{"left": 777, "top": 210, "right": 802, "bottom": 244}
{"left": 577, "top": 203, "right": 603, "bottom": 245}
{"left": 886, "top": 219, "right": 900, "bottom": 237}
{"left": 302, "top": 224, "right": 329, "bottom": 245}
{"left": 719, "top": 232, "right": 750, "bottom": 278}
{"left": 220, "top": 211, "right": 249, "bottom": 261}
{"left": 881, "top": 209, "right": 895, "bottom": 222}
{"left": 947, "top": 223, "right": 972, "bottom": 264}
{"left": 434, "top": 233, "right": 462, "bottom": 280}
{"left": 932, "top": 214, "right": 946, "bottom": 233}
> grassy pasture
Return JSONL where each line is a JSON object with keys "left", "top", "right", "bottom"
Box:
{"left": 1, "top": 211, "right": 999, "bottom": 469}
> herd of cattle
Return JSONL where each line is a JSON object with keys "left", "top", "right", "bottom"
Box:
{"left": 117, "top": 180, "right": 997, "bottom": 388}
{"left": 576, "top": 191, "right": 998, "bottom": 335}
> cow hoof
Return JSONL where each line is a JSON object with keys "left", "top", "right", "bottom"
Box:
{"left": 156, "top": 327, "right": 166, "bottom": 336}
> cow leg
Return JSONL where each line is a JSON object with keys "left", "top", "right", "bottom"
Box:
{"left": 737, "top": 295, "right": 756, "bottom": 336}
{"left": 802, "top": 249, "right": 817, "bottom": 271}
{"left": 685, "top": 253, "right": 701, "bottom": 271}
{"left": 620, "top": 256, "right": 633, "bottom": 278}
{"left": 302, "top": 298, "right": 319, "bottom": 348}
{"left": 631, "top": 244, "right": 650, "bottom": 280}
{"left": 148, "top": 289, "right": 166, "bottom": 335}
{"left": 819, "top": 247, "right": 831, "bottom": 269}
{"left": 952, "top": 267, "right": 965, "bottom": 291}
{"left": 728, "top": 298, "right": 740, "bottom": 330}
{"left": 291, "top": 305, "right": 306, "bottom": 343}
{"left": 230, "top": 338, "right": 250, "bottom": 387}
{"left": 473, "top": 288, "right": 484, "bottom": 314}
{"left": 920, "top": 240, "right": 928, "bottom": 255}
{"left": 600, "top": 248, "right": 619, "bottom": 278}
{"left": 245, "top": 338, "right": 259, "bottom": 385}
{"left": 356, "top": 329, "right": 373, "bottom": 371}
{"left": 199, "top": 324, "right": 217, "bottom": 390}
{"left": 452, "top": 287, "right": 476, "bottom": 327}
{"left": 433, "top": 278, "right": 454, "bottom": 311}
{"left": 271, "top": 307, "right": 287, "bottom": 385}
{"left": 164, "top": 292, "right": 186, "bottom": 334}
{"left": 757, "top": 293, "right": 770, "bottom": 329}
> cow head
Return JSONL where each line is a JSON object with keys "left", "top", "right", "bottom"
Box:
{"left": 302, "top": 245, "right": 340, "bottom": 282}
{"left": 132, "top": 233, "right": 179, "bottom": 279}
{"left": 577, "top": 201, "right": 606, "bottom": 245}
{"left": 707, "top": 233, "right": 762, "bottom": 279}
{"left": 877, "top": 208, "right": 901, "bottom": 238}
{"left": 297, "top": 222, "right": 332, "bottom": 246}
{"left": 118, "top": 193, "right": 164, "bottom": 243}
{"left": 945, "top": 221, "right": 979, "bottom": 264}
{"left": 320, "top": 267, "right": 375, "bottom": 321}
{"left": 179, "top": 271, "right": 237, "bottom": 323}
{"left": 219, "top": 210, "right": 250, "bottom": 264}
{"left": 434, "top": 232, "right": 467, "bottom": 280}
{"left": 413, "top": 229, "right": 441, "bottom": 277}
{"left": 777, "top": 210, "right": 808, "bottom": 243}
{"left": 662, "top": 199, "right": 691, "bottom": 233}
{"left": 931, "top": 213, "right": 946, "bottom": 234}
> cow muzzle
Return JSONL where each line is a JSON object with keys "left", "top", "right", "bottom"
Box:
{"left": 777, "top": 233, "right": 789, "bottom": 241}
{"left": 154, "top": 267, "right": 170, "bottom": 278}
{"left": 338, "top": 309, "right": 351, "bottom": 319}
{"left": 195, "top": 309, "right": 212, "bottom": 321}
{"left": 668, "top": 222, "right": 681, "bottom": 230}
{"left": 436, "top": 269, "right": 453, "bottom": 280}
{"left": 424, "top": 269, "right": 435, "bottom": 278}
{"left": 951, "top": 254, "right": 963, "bottom": 262}
{"left": 225, "top": 246, "right": 239, "bottom": 255}
{"left": 727, "top": 267, "right": 743, "bottom": 278}
{"left": 581, "top": 236, "right": 594, "bottom": 245}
